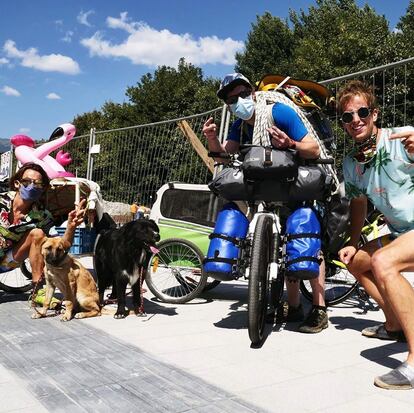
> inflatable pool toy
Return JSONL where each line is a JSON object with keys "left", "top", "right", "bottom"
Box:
{"left": 11, "top": 123, "right": 76, "bottom": 178}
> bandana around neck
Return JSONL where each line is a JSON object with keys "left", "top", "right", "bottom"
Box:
{"left": 353, "top": 132, "right": 377, "bottom": 164}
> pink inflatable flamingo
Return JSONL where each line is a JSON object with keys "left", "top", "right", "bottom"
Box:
{"left": 11, "top": 123, "right": 76, "bottom": 179}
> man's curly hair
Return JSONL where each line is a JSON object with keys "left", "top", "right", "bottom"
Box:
{"left": 337, "top": 80, "right": 378, "bottom": 114}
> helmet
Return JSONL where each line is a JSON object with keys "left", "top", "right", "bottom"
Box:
{"left": 217, "top": 73, "right": 252, "bottom": 100}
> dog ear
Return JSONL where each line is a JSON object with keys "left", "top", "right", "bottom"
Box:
{"left": 38, "top": 235, "right": 48, "bottom": 248}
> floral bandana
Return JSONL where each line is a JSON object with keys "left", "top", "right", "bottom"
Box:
{"left": 353, "top": 133, "right": 377, "bottom": 164}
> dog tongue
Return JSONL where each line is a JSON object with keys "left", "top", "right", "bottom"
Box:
{"left": 150, "top": 246, "right": 160, "bottom": 254}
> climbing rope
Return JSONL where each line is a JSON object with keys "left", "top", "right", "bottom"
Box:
{"left": 252, "top": 90, "right": 340, "bottom": 195}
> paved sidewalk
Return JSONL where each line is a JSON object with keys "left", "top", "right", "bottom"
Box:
{"left": 1, "top": 257, "right": 413, "bottom": 412}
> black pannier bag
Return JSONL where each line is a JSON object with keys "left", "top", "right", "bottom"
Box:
{"left": 320, "top": 181, "right": 350, "bottom": 254}
{"left": 209, "top": 165, "right": 331, "bottom": 202}
{"left": 241, "top": 146, "right": 298, "bottom": 181}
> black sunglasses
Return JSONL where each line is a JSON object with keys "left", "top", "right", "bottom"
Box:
{"left": 225, "top": 89, "right": 252, "bottom": 105}
{"left": 19, "top": 179, "right": 45, "bottom": 189}
{"left": 341, "top": 107, "right": 371, "bottom": 124}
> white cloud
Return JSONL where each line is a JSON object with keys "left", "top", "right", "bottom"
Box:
{"left": 81, "top": 12, "right": 243, "bottom": 67}
{"left": 19, "top": 127, "right": 30, "bottom": 133}
{"left": 46, "top": 92, "right": 61, "bottom": 100}
{"left": 3, "top": 40, "right": 80, "bottom": 75}
{"left": 77, "top": 10, "right": 94, "bottom": 27}
{"left": 62, "top": 31, "right": 74, "bottom": 43}
{"left": 0, "top": 57, "right": 9, "bottom": 65}
{"left": 1, "top": 85, "right": 21, "bottom": 96}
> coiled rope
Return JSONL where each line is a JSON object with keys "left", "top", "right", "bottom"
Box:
{"left": 252, "top": 90, "right": 340, "bottom": 195}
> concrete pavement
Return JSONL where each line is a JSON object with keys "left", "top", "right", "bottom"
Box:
{"left": 0, "top": 256, "right": 413, "bottom": 412}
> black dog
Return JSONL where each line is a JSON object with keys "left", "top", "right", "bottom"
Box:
{"left": 94, "top": 219, "right": 160, "bottom": 318}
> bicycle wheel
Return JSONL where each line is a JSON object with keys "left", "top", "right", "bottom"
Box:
{"left": 146, "top": 238, "right": 208, "bottom": 303}
{"left": 0, "top": 259, "right": 32, "bottom": 293}
{"left": 248, "top": 214, "right": 272, "bottom": 345}
{"left": 300, "top": 234, "right": 367, "bottom": 306}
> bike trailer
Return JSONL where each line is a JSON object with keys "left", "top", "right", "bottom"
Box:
{"left": 149, "top": 182, "right": 227, "bottom": 254}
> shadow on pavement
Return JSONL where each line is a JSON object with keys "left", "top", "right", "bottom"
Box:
{"left": 361, "top": 341, "right": 408, "bottom": 369}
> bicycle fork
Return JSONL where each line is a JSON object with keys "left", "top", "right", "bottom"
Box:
{"left": 269, "top": 214, "right": 284, "bottom": 309}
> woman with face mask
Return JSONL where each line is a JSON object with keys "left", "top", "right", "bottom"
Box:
{"left": 0, "top": 162, "right": 87, "bottom": 311}
{"left": 0, "top": 163, "right": 54, "bottom": 289}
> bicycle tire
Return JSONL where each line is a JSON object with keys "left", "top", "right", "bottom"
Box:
{"left": 300, "top": 234, "right": 367, "bottom": 306}
{"left": 146, "top": 238, "right": 208, "bottom": 304}
{"left": 0, "top": 259, "right": 33, "bottom": 293}
{"left": 248, "top": 215, "right": 272, "bottom": 345}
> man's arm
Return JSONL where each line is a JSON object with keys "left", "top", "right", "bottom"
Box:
{"left": 348, "top": 196, "right": 368, "bottom": 247}
{"left": 293, "top": 134, "right": 320, "bottom": 159}
{"left": 267, "top": 127, "right": 320, "bottom": 159}
{"left": 203, "top": 117, "right": 239, "bottom": 162}
{"left": 338, "top": 196, "right": 367, "bottom": 265}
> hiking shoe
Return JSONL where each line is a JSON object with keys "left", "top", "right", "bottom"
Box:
{"left": 32, "top": 288, "right": 61, "bottom": 309}
{"left": 374, "top": 362, "right": 414, "bottom": 390}
{"left": 361, "top": 324, "right": 406, "bottom": 342}
{"left": 286, "top": 303, "right": 305, "bottom": 322}
{"left": 298, "top": 306, "right": 328, "bottom": 333}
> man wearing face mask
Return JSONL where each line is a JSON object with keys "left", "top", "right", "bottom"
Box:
{"left": 203, "top": 73, "right": 328, "bottom": 334}
{"left": 0, "top": 162, "right": 85, "bottom": 300}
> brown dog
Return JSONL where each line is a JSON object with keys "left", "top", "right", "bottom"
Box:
{"left": 32, "top": 236, "right": 100, "bottom": 321}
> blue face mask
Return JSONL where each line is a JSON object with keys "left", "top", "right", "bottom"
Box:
{"left": 229, "top": 95, "right": 255, "bottom": 120}
{"left": 19, "top": 183, "right": 44, "bottom": 202}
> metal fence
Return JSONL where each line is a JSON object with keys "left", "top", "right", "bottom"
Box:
{"left": 4, "top": 58, "right": 413, "bottom": 206}
{"left": 65, "top": 107, "right": 224, "bottom": 205}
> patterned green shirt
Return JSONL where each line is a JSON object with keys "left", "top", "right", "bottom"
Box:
{"left": 343, "top": 126, "right": 414, "bottom": 235}
{"left": 0, "top": 191, "right": 54, "bottom": 258}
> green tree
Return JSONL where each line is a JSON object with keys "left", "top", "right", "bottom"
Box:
{"left": 235, "top": 12, "right": 295, "bottom": 83}
{"left": 290, "top": 0, "right": 391, "bottom": 80}
{"left": 125, "top": 58, "right": 220, "bottom": 124}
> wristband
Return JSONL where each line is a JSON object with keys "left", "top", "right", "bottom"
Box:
{"left": 289, "top": 140, "right": 296, "bottom": 149}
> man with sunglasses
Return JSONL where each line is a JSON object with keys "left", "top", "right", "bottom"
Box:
{"left": 337, "top": 80, "right": 414, "bottom": 390}
{"left": 203, "top": 73, "right": 329, "bottom": 334}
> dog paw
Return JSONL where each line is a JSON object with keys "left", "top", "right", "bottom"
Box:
{"left": 135, "top": 310, "right": 147, "bottom": 317}
{"left": 114, "top": 311, "right": 128, "bottom": 319}
{"left": 60, "top": 315, "right": 71, "bottom": 322}
{"left": 31, "top": 312, "right": 44, "bottom": 319}
{"left": 74, "top": 313, "right": 84, "bottom": 319}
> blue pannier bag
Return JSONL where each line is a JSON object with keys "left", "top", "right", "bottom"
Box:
{"left": 285, "top": 207, "right": 321, "bottom": 280}
{"left": 203, "top": 202, "right": 249, "bottom": 281}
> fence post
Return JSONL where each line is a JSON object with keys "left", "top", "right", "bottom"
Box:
{"left": 86, "top": 127, "right": 96, "bottom": 180}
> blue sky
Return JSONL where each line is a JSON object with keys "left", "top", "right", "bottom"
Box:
{"left": 0, "top": 0, "right": 411, "bottom": 140}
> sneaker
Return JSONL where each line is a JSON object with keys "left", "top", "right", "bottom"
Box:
{"left": 286, "top": 303, "right": 305, "bottom": 322}
{"left": 362, "top": 324, "right": 406, "bottom": 342}
{"left": 374, "top": 362, "right": 414, "bottom": 390}
{"left": 32, "top": 288, "right": 61, "bottom": 310}
{"left": 298, "top": 306, "right": 328, "bottom": 333}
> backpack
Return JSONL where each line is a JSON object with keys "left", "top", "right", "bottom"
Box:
{"left": 256, "top": 74, "right": 335, "bottom": 152}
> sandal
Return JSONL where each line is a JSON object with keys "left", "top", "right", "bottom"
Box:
{"left": 374, "top": 362, "right": 414, "bottom": 390}
{"left": 361, "top": 324, "right": 406, "bottom": 342}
